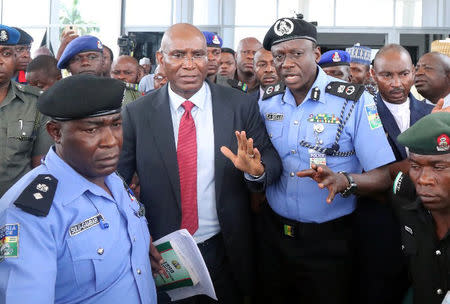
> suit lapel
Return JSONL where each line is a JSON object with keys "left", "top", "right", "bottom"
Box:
{"left": 375, "top": 93, "right": 407, "bottom": 159}
{"left": 209, "top": 81, "right": 235, "bottom": 204}
{"left": 148, "top": 86, "right": 181, "bottom": 208}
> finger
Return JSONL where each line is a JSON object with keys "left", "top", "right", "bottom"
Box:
{"left": 432, "top": 99, "right": 444, "bottom": 113}
{"left": 253, "top": 147, "right": 261, "bottom": 162}
{"left": 220, "top": 146, "right": 237, "bottom": 162}
{"left": 247, "top": 137, "right": 254, "bottom": 156}
{"left": 296, "top": 169, "right": 316, "bottom": 178}
{"left": 326, "top": 188, "right": 337, "bottom": 204}
{"left": 235, "top": 131, "right": 244, "bottom": 152}
{"left": 239, "top": 131, "right": 248, "bottom": 153}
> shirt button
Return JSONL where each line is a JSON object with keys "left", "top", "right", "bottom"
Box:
{"left": 133, "top": 236, "right": 136, "bottom": 242}
{"left": 269, "top": 133, "right": 273, "bottom": 138}
{"left": 436, "top": 250, "right": 442, "bottom": 256}
{"left": 294, "top": 120, "right": 299, "bottom": 125}
{"left": 290, "top": 172, "right": 295, "bottom": 177}
{"left": 137, "top": 269, "right": 142, "bottom": 275}
{"left": 437, "top": 289, "right": 443, "bottom": 295}
{"left": 290, "top": 150, "right": 296, "bottom": 154}
{"left": 97, "top": 248, "right": 104, "bottom": 255}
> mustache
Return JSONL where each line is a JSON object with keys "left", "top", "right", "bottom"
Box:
{"left": 389, "top": 88, "right": 405, "bottom": 94}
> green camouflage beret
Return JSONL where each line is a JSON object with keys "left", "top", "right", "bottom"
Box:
{"left": 397, "top": 112, "right": 450, "bottom": 155}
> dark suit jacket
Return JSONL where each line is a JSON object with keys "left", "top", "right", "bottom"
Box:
{"left": 118, "top": 80, "right": 281, "bottom": 294}
{"left": 375, "top": 93, "right": 433, "bottom": 161}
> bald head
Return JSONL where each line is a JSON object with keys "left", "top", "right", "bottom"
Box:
{"left": 110, "top": 55, "right": 139, "bottom": 84}
{"left": 160, "top": 23, "right": 206, "bottom": 54}
{"left": 371, "top": 44, "right": 415, "bottom": 104}
{"left": 236, "top": 37, "right": 263, "bottom": 76}
{"left": 415, "top": 52, "right": 450, "bottom": 103}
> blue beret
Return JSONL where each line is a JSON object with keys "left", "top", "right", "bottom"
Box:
{"left": 13, "top": 27, "right": 33, "bottom": 45}
{"left": 264, "top": 17, "right": 317, "bottom": 50}
{"left": 345, "top": 43, "right": 372, "bottom": 65}
{"left": 202, "top": 31, "right": 223, "bottom": 48}
{"left": 37, "top": 75, "right": 125, "bottom": 121}
{"left": 0, "top": 25, "right": 20, "bottom": 45}
{"left": 318, "top": 50, "right": 350, "bottom": 68}
{"left": 57, "top": 35, "right": 103, "bottom": 69}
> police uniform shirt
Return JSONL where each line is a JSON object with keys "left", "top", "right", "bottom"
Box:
{"left": 0, "top": 81, "right": 53, "bottom": 197}
{"left": 259, "top": 68, "right": 396, "bottom": 223}
{"left": 392, "top": 195, "right": 450, "bottom": 304}
{"left": 0, "top": 147, "right": 157, "bottom": 303}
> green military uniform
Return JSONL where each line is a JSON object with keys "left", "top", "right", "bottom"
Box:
{"left": 123, "top": 82, "right": 143, "bottom": 105}
{"left": 392, "top": 112, "right": 450, "bottom": 304}
{"left": 0, "top": 81, "right": 53, "bottom": 196}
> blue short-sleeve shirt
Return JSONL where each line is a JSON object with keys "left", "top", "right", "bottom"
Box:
{"left": 0, "top": 147, "right": 157, "bottom": 304}
{"left": 259, "top": 68, "right": 395, "bottom": 223}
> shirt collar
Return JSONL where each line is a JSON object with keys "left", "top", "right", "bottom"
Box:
{"left": 168, "top": 81, "right": 207, "bottom": 111}
{"left": 43, "top": 146, "right": 117, "bottom": 206}
{"left": 283, "top": 67, "right": 329, "bottom": 106}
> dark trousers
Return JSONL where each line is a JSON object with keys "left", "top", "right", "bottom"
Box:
{"left": 157, "top": 233, "right": 243, "bottom": 304}
{"left": 257, "top": 203, "right": 355, "bottom": 304}
{"left": 353, "top": 198, "right": 410, "bottom": 304}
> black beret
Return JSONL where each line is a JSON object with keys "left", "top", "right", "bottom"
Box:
{"left": 263, "top": 17, "right": 317, "bottom": 50}
{"left": 37, "top": 75, "right": 125, "bottom": 121}
{"left": 13, "top": 27, "right": 33, "bottom": 45}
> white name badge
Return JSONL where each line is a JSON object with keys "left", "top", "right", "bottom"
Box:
{"left": 308, "top": 149, "right": 326, "bottom": 168}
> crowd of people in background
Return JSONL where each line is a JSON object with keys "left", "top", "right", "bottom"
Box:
{"left": 0, "top": 15, "right": 449, "bottom": 304}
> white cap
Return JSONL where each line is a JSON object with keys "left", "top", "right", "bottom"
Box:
{"left": 139, "top": 57, "right": 150, "bottom": 65}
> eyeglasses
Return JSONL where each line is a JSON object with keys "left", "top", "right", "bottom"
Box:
{"left": 162, "top": 51, "right": 207, "bottom": 63}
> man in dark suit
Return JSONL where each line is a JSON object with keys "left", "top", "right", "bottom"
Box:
{"left": 353, "top": 44, "right": 433, "bottom": 304}
{"left": 118, "top": 23, "right": 281, "bottom": 303}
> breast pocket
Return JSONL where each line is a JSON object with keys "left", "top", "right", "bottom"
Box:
{"left": 6, "top": 120, "right": 35, "bottom": 158}
{"left": 265, "top": 122, "right": 284, "bottom": 152}
{"left": 66, "top": 225, "right": 128, "bottom": 292}
{"left": 304, "top": 122, "right": 339, "bottom": 148}
{"left": 400, "top": 226, "right": 417, "bottom": 256}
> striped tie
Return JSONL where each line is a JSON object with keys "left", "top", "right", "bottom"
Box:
{"left": 177, "top": 100, "right": 198, "bottom": 235}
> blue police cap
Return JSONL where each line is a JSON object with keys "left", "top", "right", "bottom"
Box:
{"left": 263, "top": 17, "right": 317, "bottom": 50}
{"left": 57, "top": 35, "right": 103, "bottom": 69}
{"left": 345, "top": 43, "right": 372, "bottom": 65}
{"left": 13, "top": 27, "right": 33, "bottom": 45}
{"left": 0, "top": 25, "right": 20, "bottom": 45}
{"left": 318, "top": 50, "right": 351, "bottom": 68}
{"left": 202, "top": 31, "right": 223, "bottom": 48}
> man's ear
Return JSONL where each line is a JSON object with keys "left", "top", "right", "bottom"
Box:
{"left": 156, "top": 51, "right": 164, "bottom": 66}
{"left": 46, "top": 120, "right": 62, "bottom": 144}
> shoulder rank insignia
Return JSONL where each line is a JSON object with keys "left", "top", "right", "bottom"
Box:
{"left": 325, "top": 82, "right": 365, "bottom": 101}
{"left": 14, "top": 174, "right": 58, "bottom": 217}
{"left": 227, "top": 79, "right": 248, "bottom": 92}
{"left": 13, "top": 81, "right": 43, "bottom": 97}
{"left": 262, "top": 82, "right": 286, "bottom": 100}
{"left": 393, "top": 172, "right": 416, "bottom": 202}
{"left": 125, "top": 82, "right": 140, "bottom": 92}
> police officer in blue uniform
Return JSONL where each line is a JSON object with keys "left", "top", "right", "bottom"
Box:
{"left": 257, "top": 16, "right": 396, "bottom": 303}
{"left": 318, "top": 49, "right": 352, "bottom": 82}
{"left": 0, "top": 75, "right": 157, "bottom": 304}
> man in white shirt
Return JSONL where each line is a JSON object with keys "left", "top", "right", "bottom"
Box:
{"left": 415, "top": 52, "right": 450, "bottom": 106}
{"left": 353, "top": 43, "right": 434, "bottom": 304}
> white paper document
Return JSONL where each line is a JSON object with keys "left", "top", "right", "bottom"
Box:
{"left": 154, "top": 229, "right": 217, "bottom": 301}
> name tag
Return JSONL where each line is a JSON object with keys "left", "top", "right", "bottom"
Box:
{"left": 69, "top": 214, "right": 104, "bottom": 237}
{"left": 309, "top": 149, "right": 326, "bottom": 168}
{"left": 265, "top": 113, "right": 284, "bottom": 121}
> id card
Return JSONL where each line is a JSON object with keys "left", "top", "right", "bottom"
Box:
{"left": 309, "top": 149, "right": 326, "bottom": 168}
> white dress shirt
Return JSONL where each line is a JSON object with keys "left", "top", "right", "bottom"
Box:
{"left": 382, "top": 97, "right": 411, "bottom": 133}
{"left": 168, "top": 82, "right": 219, "bottom": 243}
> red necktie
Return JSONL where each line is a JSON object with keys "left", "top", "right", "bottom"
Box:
{"left": 177, "top": 101, "right": 198, "bottom": 235}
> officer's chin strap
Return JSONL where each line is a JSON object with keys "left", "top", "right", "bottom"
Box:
{"left": 300, "top": 99, "right": 357, "bottom": 157}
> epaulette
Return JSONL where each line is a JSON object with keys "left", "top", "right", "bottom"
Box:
{"left": 325, "top": 81, "right": 365, "bottom": 101}
{"left": 13, "top": 81, "right": 44, "bottom": 97}
{"left": 392, "top": 172, "right": 416, "bottom": 202}
{"left": 262, "top": 82, "right": 286, "bottom": 100}
{"left": 227, "top": 79, "right": 248, "bottom": 93}
{"left": 125, "top": 82, "right": 140, "bottom": 92}
{"left": 14, "top": 174, "right": 58, "bottom": 217}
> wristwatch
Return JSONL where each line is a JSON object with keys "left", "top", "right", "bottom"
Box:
{"left": 338, "top": 171, "right": 357, "bottom": 197}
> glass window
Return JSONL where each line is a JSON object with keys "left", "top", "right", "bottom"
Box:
{"left": 235, "top": 0, "right": 277, "bottom": 26}
{"left": 336, "top": 0, "right": 394, "bottom": 26}
{"left": 3, "top": 0, "right": 50, "bottom": 26}
{"left": 194, "top": 0, "right": 220, "bottom": 25}
{"left": 125, "top": 0, "right": 172, "bottom": 26}
{"left": 58, "top": 0, "right": 121, "bottom": 57}
{"left": 233, "top": 26, "right": 269, "bottom": 48}
{"left": 395, "top": 0, "right": 422, "bottom": 27}
{"left": 278, "top": 0, "right": 334, "bottom": 26}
